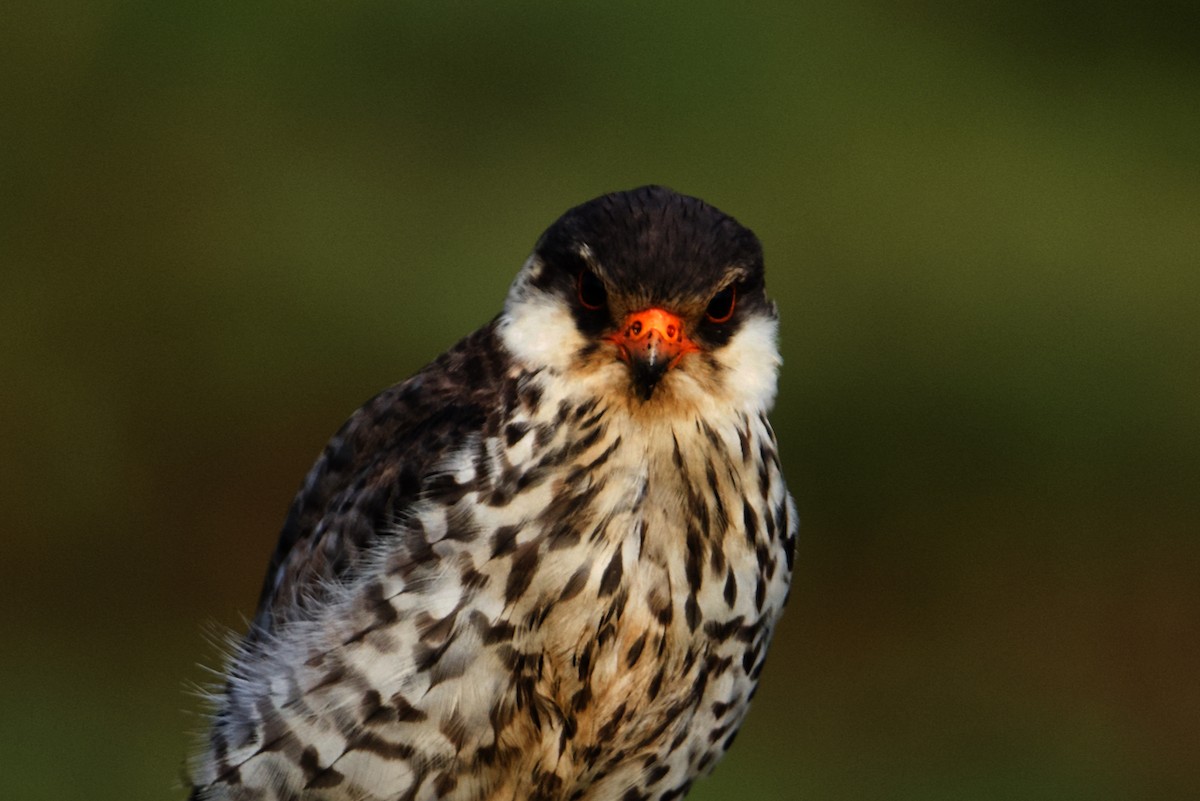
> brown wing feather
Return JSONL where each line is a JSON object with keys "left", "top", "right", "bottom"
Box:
{"left": 251, "top": 318, "right": 513, "bottom": 633}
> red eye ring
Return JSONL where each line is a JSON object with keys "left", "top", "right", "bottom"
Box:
{"left": 705, "top": 284, "right": 737, "bottom": 323}
{"left": 578, "top": 269, "right": 607, "bottom": 310}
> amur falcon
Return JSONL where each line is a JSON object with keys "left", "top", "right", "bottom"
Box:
{"left": 190, "top": 186, "right": 797, "bottom": 801}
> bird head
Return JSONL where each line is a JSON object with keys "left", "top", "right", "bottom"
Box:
{"left": 501, "top": 186, "right": 781, "bottom": 414}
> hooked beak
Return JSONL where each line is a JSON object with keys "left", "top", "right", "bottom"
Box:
{"left": 607, "top": 308, "right": 699, "bottom": 399}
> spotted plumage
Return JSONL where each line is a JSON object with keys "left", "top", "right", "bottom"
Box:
{"left": 191, "top": 186, "right": 797, "bottom": 801}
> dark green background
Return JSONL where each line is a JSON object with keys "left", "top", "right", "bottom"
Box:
{"left": 3, "top": 2, "right": 1197, "bottom": 799}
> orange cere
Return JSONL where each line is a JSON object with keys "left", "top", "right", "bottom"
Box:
{"left": 607, "top": 307, "right": 700, "bottom": 369}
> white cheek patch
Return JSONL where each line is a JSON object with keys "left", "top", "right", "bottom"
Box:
{"left": 499, "top": 294, "right": 586, "bottom": 372}
{"left": 712, "top": 314, "right": 781, "bottom": 412}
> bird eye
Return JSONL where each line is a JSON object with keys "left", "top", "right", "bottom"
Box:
{"left": 705, "top": 284, "right": 737, "bottom": 323}
{"left": 577, "top": 269, "right": 608, "bottom": 311}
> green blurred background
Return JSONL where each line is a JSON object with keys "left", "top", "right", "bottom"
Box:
{"left": 3, "top": 1, "right": 1197, "bottom": 798}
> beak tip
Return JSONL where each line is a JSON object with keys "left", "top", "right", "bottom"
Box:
{"left": 630, "top": 356, "right": 669, "bottom": 400}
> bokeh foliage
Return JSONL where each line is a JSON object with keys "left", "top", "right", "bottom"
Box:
{"left": 2, "top": 1, "right": 1197, "bottom": 798}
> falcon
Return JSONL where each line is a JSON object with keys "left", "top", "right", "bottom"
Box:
{"left": 190, "top": 186, "right": 797, "bottom": 801}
